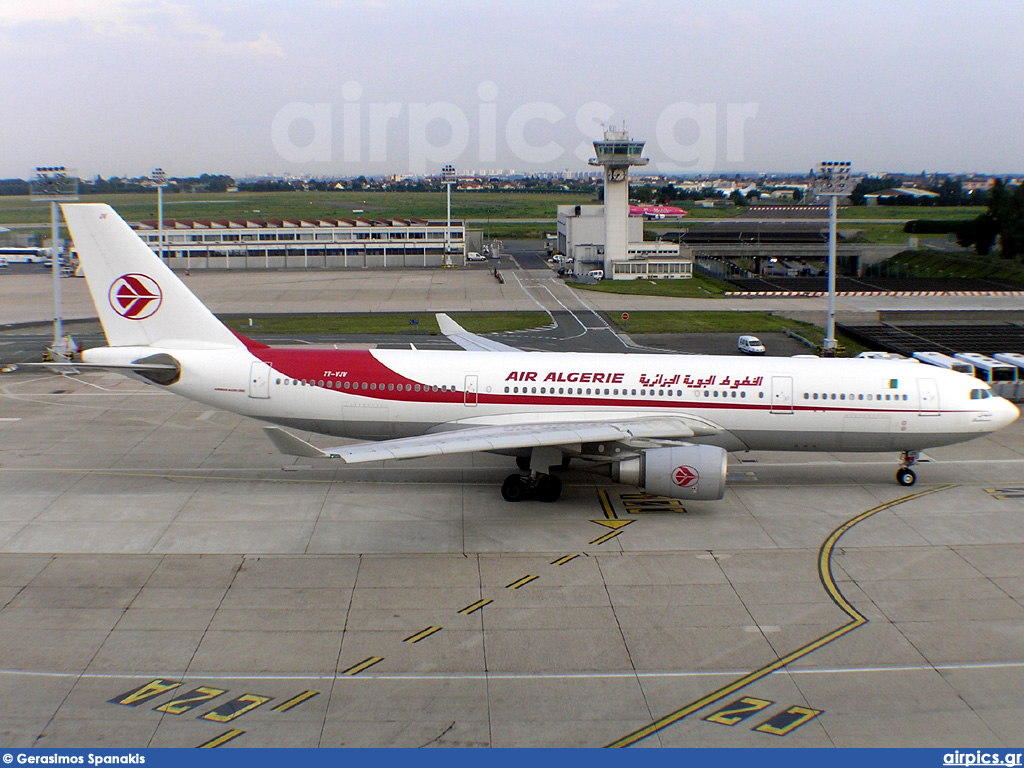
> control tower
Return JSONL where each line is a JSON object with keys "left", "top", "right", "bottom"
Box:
{"left": 589, "top": 126, "right": 648, "bottom": 273}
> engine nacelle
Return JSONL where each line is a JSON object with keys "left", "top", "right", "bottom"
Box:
{"left": 612, "top": 444, "right": 728, "bottom": 501}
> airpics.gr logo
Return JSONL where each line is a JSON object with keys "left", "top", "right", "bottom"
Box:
{"left": 109, "top": 274, "right": 162, "bottom": 320}
{"left": 672, "top": 465, "right": 699, "bottom": 489}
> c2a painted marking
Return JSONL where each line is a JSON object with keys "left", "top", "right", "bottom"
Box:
{"left": 703, "top": 696, "right": 774, "bottom": 726}
{"left": 198, "top": 728, "right": 245, "bottom": 748}
{"left": 109, "top": 678, "right": 181, "bottom": 707}
{"left": 154, "top": 686, "right": 226, "bottom": 715}
{"left": 985, "top": 487, "right": 1024, "bottom": 500}
{"left": 753, "top": 705, "right": 823, "bottom": 736}
{"left": 620, "top": 493, "right": 687, "bottom": 514}
{"left": 273, "top": 690, "right": 319, "bottom": 713}
{"left": 200, "top": 693, "right": 272, "bottom": 723}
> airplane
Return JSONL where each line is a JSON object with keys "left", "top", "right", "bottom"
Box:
{"left": 43, "top": 203, "right": 1019, "bottom": 504}
{"left": 628, "top": 204, "right": 687, "bottom": 219}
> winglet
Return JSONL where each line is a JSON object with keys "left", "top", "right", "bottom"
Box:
{"left": 263, "top": 427, "right": 334, "bottom": 458}
{"left": 435, "top": 313, "right": 519, "bottom": 352}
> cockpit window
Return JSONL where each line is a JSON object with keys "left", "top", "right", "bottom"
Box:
{"left": 969, "top": 388, "right": 992, "bottom": 400}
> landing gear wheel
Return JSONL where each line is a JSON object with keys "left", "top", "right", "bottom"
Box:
{"left": 515, "top": 456, "right": 531, "bottom": 471}
{"left": 535, "top": 474, "right": 562, "bottom": 502}
{"left": 501, "top": 474, "right": 530, "bottom": 502}
{"left": 896, "top": 468, "right": 917, "bottom": 487}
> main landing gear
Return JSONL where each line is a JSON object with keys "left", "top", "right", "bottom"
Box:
{"left": 501, "top": 473, "right": 562, "bottom": 502}
{"left": 896, "top": 450, "right": 919, "bottom": 487}
{"left": 504, "top": 449, "right": 566, "bottom": 502}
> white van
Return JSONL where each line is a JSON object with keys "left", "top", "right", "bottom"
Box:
{"left": 586, "top": 269, "right": 604, "bottom": 280}
{"left": 737, "top": 335, "right": 766, "bottom": 355}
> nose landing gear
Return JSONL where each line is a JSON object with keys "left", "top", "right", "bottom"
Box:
{"left": 896, "top": 450, "right": 919, "bottom": 486}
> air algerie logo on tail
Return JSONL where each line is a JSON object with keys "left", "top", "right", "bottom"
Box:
{"left": 109, "top": 274, "right": 162, "bottom": 320}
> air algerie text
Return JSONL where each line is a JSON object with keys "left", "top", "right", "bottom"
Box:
{"left": 505, "top": 371, "right": 625, "bottom": 384}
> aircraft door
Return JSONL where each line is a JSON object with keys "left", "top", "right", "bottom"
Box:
{"left": 917, "top": 378, "right": 939, "bottom": 416}
{"left": 770, "top": 376, "right": 793, "bottom": 414}
{"left": 464, "top": 374, "right": 479, "bottom": 406}
{"left": 248, "top": 361, "right": 271, "bottom": 399}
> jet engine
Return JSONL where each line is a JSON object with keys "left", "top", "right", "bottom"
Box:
{"left": 611, "top": 444, "right": 728, "bottom": 501}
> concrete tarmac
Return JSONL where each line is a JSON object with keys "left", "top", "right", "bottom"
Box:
{"left": 2, "top": 262, "right": 1024, "bottom": 748}
{"left": 1, "top": 369, "right": 1023, "bottom": 748}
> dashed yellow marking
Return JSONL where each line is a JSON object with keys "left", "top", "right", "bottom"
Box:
{"left": 404, "top": 625, "right": 443, "bottom": 644}
{"left": 341, "top": 656, "right": 384, "bottom": 676}
{"left": 198, "top": 728, "right": 245, "bottom": 748}
{"left": 506, "top": 575, "right": 539, "bottom": 590}
{"left": 607, "top": 484, "right": 958, "bottom": 748}
{"left": 272, "top": 690, "right": 319, "bottom": 712}
{"left": 458, "top": 598, "right": 493, "bottom": 615}
{"left": 550, "top": 554, "right": 580, "bottom": 566}
{"left": 590, "top": 529, "right": 624, "bottom": 545}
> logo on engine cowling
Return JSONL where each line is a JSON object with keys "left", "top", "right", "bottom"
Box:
{"left": 672, "top": 465, "right": 699, "bottom": 488}
{"left": 109, "top": 274, "right": 162, "bottom": 320}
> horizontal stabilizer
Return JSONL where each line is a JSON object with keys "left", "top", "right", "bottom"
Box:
{"left": 263, "top": 427, "right": 335, "bottom": 459}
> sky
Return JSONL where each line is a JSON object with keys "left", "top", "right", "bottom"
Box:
{"left": 2, "top": 0, "right": 1022, "bottom": 179}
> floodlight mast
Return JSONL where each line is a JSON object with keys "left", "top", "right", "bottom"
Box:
{"left": 152, "top": 168, "right": 168, "bottom": 263}
{"left": 441, "top": 165, "right": 456, "bottom": 266}
{"left": 30, "top": 167, "right": 79, "bottom": 357}
{"left": 810, "top": 161, "right": 854, "bottom": 356}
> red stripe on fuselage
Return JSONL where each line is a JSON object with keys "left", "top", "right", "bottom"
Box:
{"left": 252, "top": 347, "right": 971, "bottom": 417}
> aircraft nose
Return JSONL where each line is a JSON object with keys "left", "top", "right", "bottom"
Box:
{"left": 996, "top": 397, "right": 1020, "bottom": 429}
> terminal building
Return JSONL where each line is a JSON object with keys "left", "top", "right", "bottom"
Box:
{"left": 130, "top": 216, "right": 466, "bottom": 269}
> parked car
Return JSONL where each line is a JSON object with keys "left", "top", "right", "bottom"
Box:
{"left": 466, "top": 252, "right": 486, "bottom": 261}
{"left": 586, "top": 269, "right": 604, "bottom": 280}
{"left": 737, "top": 335, "right": 766, "bottom": 355}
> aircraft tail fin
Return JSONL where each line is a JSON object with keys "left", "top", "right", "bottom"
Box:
{"left": 60, "top": 203, "right": 243, "bottom": 349}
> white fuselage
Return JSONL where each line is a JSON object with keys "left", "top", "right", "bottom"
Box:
{"left": 84, "top": 345, "right": 1019, "bottom": 455}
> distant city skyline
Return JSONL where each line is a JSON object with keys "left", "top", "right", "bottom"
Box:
{"left": 2, "top": 0, "right": 1022, "bottom": 179}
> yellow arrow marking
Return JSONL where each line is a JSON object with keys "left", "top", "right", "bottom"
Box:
{"left": 590, "top": 519, "right": 633, "bottom": 530}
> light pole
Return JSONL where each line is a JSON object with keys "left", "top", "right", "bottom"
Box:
{"left": 810, "top": 161, "right": 854, "bottom": 357}
{"left": 152, "top": 168, "right": 168, "bottom": 264}
{"left": 30, "top": 166, "right": 79, "bottom": 359}
{"left": 442, "top": 164, "right": 456, "bottom": 266}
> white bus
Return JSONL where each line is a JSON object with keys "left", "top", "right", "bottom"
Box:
{"left": 953, "top": 352, "right": 1019, "bottom": 383}
{"left": 993, "top": 353, "right": 1024, "bottom": 377}
{"left": 912, "top": 351, "right": 975, "bottom": 375}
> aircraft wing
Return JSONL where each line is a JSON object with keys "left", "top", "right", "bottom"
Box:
{"left": 435, "top": 313, "right": 521, "bottom": 352}
{"left": 264, "top": 415, "right": 722, "bottom": 464}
